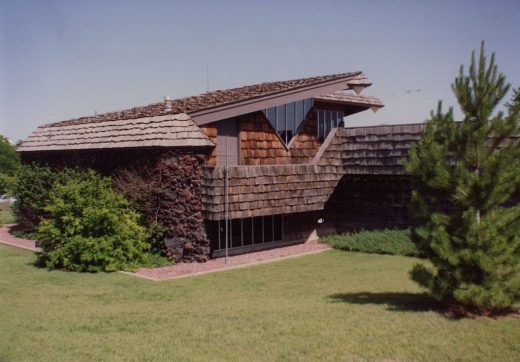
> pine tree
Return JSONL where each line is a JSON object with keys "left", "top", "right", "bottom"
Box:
{"left": 405, "top": 42, "right": 520, "bottom": 314}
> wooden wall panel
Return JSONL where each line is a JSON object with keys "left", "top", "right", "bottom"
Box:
{"left": 200, "top": 125, "right": 217, "bottom": 166}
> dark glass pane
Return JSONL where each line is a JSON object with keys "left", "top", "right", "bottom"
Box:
{"left": 220, "top": 220, "right": 230, "bottom": 250}
{"left": 231, "top": 219, "right": 242, "bottom": 247}
{"left": 325, "top": 111, "right": 331, "bottom": 137}
{"left": 295, "top": 100, "right": 304, "bottom": 131}
{"left": 263, "top": 215, "right": 274, "bottom": 243}
{"left": 338, "top": 111, "right": 344, "bottom": 127}
{"left": 265, "top": 107, "right": 276, "bottom": 130}
{"left": 332, "top": 112, "right": 338, "bottom": 128}
{"left": 273, "top": 214, "right": 283, "bottom": 241}
{"left": 205, "top": 220, "right": 220, "bottom": 251}
{"left": 286, "top": 101, "right": 295, "bottom": 133}
{"left": 242, "top": 217, "right": 253, "bottom": 246}
{"left": 318, "top": 111, "right": 325, "bottom": 142}
{"left": 253, "top": 216, "right": 263, "bottom": 244}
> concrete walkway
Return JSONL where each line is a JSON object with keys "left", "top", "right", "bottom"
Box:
{"left": 0, "top": 224, "right": 40, "bottom": 251}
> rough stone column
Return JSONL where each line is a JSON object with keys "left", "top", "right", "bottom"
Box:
{"left": 156, "top": 153, "right": 211, "bottom": 262}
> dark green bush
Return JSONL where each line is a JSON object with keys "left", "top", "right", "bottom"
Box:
{"left": 322, "top": 228, "right": 420, "bottom": 257}
{"left": 13, "top": 164, "right": 86, "bottom": 233}
{"left": 36, "top": 171, "right": 152, "bottom": 272}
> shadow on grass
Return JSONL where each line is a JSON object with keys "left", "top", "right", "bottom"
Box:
{"left": 329, "top": 292, "right": 441, "bottom": 313}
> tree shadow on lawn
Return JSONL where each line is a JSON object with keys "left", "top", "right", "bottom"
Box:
{"left": 329, "top": 292, "right": 442, "bottom": 314}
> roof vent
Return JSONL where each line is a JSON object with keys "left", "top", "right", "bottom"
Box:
{"left": 164, "top": 96, "right": 172, "bottom": 112}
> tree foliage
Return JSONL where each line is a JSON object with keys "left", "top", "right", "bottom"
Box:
{"left": 13, "top": 164, "right": 86, "bottom": 233}
{"left": 405, "top": 42, "right": 520, "bottom": 314}
{"left": 36, "top": 171, "right": 151, "bottom": 272}
{"left": 0, "top": 135, "right": 20, "bottom": 194}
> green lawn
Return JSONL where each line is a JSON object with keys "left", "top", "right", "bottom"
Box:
{"left": 0, "top": 203, "right": 14, "bottom": 225}
{"left": 1, "top": 244, "right": 519, "bottom": 361}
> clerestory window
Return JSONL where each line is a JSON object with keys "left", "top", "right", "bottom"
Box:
{"left": 316, "top": 109, "right": 344, "bottom": 143}
{"left": 263, "top": 98, "right": 314, "bottom": 146}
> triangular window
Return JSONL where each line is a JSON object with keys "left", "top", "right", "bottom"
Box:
{"left": 263, "top": 98, "right": 314, "bottom": 146}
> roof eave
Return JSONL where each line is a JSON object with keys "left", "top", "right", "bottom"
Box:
{"left": 190, "top": 73, "right": 370, "bottom": 126}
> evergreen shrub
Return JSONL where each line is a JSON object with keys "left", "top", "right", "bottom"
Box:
{"left": 36, "top": 171, "right": 152, "bottom": 272}
{"left": 405, "top": 43, "right": 520, "bottom": 314}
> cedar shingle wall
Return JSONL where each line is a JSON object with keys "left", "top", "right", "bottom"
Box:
{"left": 289, "top": 111, "right": 321, "bottom": 164}
{"left": 238, "top": 113, "right": 290, "bottom": 165}
{"left": 201, "top": 124, "right": 425, "bottom": 220}
{"left": 204, "top": 110, "right": 323, "bottom": 167}
{"left": 200, "top": 125, "right": 217, "bottom": 166}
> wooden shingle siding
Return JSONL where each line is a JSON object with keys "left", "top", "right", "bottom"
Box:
{"left": 341, "top": 124, "right": 424, "bottom": 174}
{"left": 289, "top": 110, "right": 321, "bottom": 164}
{"left": 238, "top": 113, "right": 290, "bottom": 165}
{"left": 201, "top": 124, "right": 427, "bottom": 220}
{"left": 200, "top": 125, "right": 217, "bottom": 166}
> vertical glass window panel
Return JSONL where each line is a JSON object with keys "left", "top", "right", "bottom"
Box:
{"left": 286, "top": 101, "right": 295, "bottom": 134}
{"left": 253, "top": 217, "right": 263, "bottom": 244}
{"left": 304, "top": 98, "right": 313, "bottom": 116}
{"left": 318, "top": 110, "right": 325, "bottom": 141}
{"left": 338, "top": 111, "right": 344, "bottom": 127}
{"left": 276, "top": 105, "right": 286, "bottom": 133}
{"left": 273, "top": 215, "right": 283, "bottom": 241}
{"left": 242, "top": 218, "right": 253, "bottom": 246}
{"left": 231, "top": 219, "right": 241, "bottom": 248}
{"left": 263, "top": 215, "right": 274, "bottom": 243}
{"left": 332, "top": 112, "right": 338, "bottom": 128}
{"left": 220, "top": 220, "right": 227, "bottom": 250}
{"left": 266, "top": 107, "right": 277, "bottom": 131}
{"left": 325, "top": 111, "right": 331, "bottom": 137}
{"left": 295, "top": 100, "right": 304, "bottom": 131}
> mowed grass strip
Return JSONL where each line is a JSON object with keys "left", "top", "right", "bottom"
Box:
{"left": 0, "top": 244, "right": 519, "bottom": 361}
{"left": 0, "top": 203, "right": 14, "bottom": 225}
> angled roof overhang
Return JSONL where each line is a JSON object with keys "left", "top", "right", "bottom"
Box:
{"left": 18, "top": 113, "right": 214, "bottom": 152}
{"left": 190, "top": 73, "right": 372, "bottom": 126}
{"left": 314, "top": 91, "right": 384, "bottom": 115}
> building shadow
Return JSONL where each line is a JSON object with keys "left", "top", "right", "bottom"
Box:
{"left": 328, "top": 292, "right": 441, "bottom": 313}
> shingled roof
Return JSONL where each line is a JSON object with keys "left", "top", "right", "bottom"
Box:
{"left": 314, "top": 91, "right": 384, "bottom": 109}
{"left": 41, "top": 71, "right": 366, "bottom": 128}
{"left": 18, "top": 113, "right": 214, "bottom": 152}
{"left": 20, "top": 71, "right": 381, "bottom": 152}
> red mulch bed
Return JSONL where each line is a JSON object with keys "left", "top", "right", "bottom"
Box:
{"left": 133, "top": 243, "right": 330, "bottom": 281}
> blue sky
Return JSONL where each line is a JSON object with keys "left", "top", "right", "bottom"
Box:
{"left": 1, "top": 0, "right": 519, "bottom": 141}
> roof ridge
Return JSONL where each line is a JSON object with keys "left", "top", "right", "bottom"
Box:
{"left": 41, "top": 71, "right": 362, "bottom": 128}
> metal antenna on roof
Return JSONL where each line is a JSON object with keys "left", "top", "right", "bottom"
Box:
{"left": 206, "top": 64, "right": 210, "bottom": 92}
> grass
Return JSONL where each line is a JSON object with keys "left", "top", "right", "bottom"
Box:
{"left": 322, "top": 228, "right": 420, "bottom": 257}
{"left": 0, "top": 203, "right": 15, "bottom": 225}
{"left": 1, "top": 245, "right": 519, "bottom": 361}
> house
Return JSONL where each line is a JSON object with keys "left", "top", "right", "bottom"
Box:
{"left": 18, "top": 72, "right": 422, "bottom": 261}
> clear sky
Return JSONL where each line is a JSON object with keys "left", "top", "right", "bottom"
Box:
{"left": 1, "top": 0, "right": 519, "bottom": 142}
